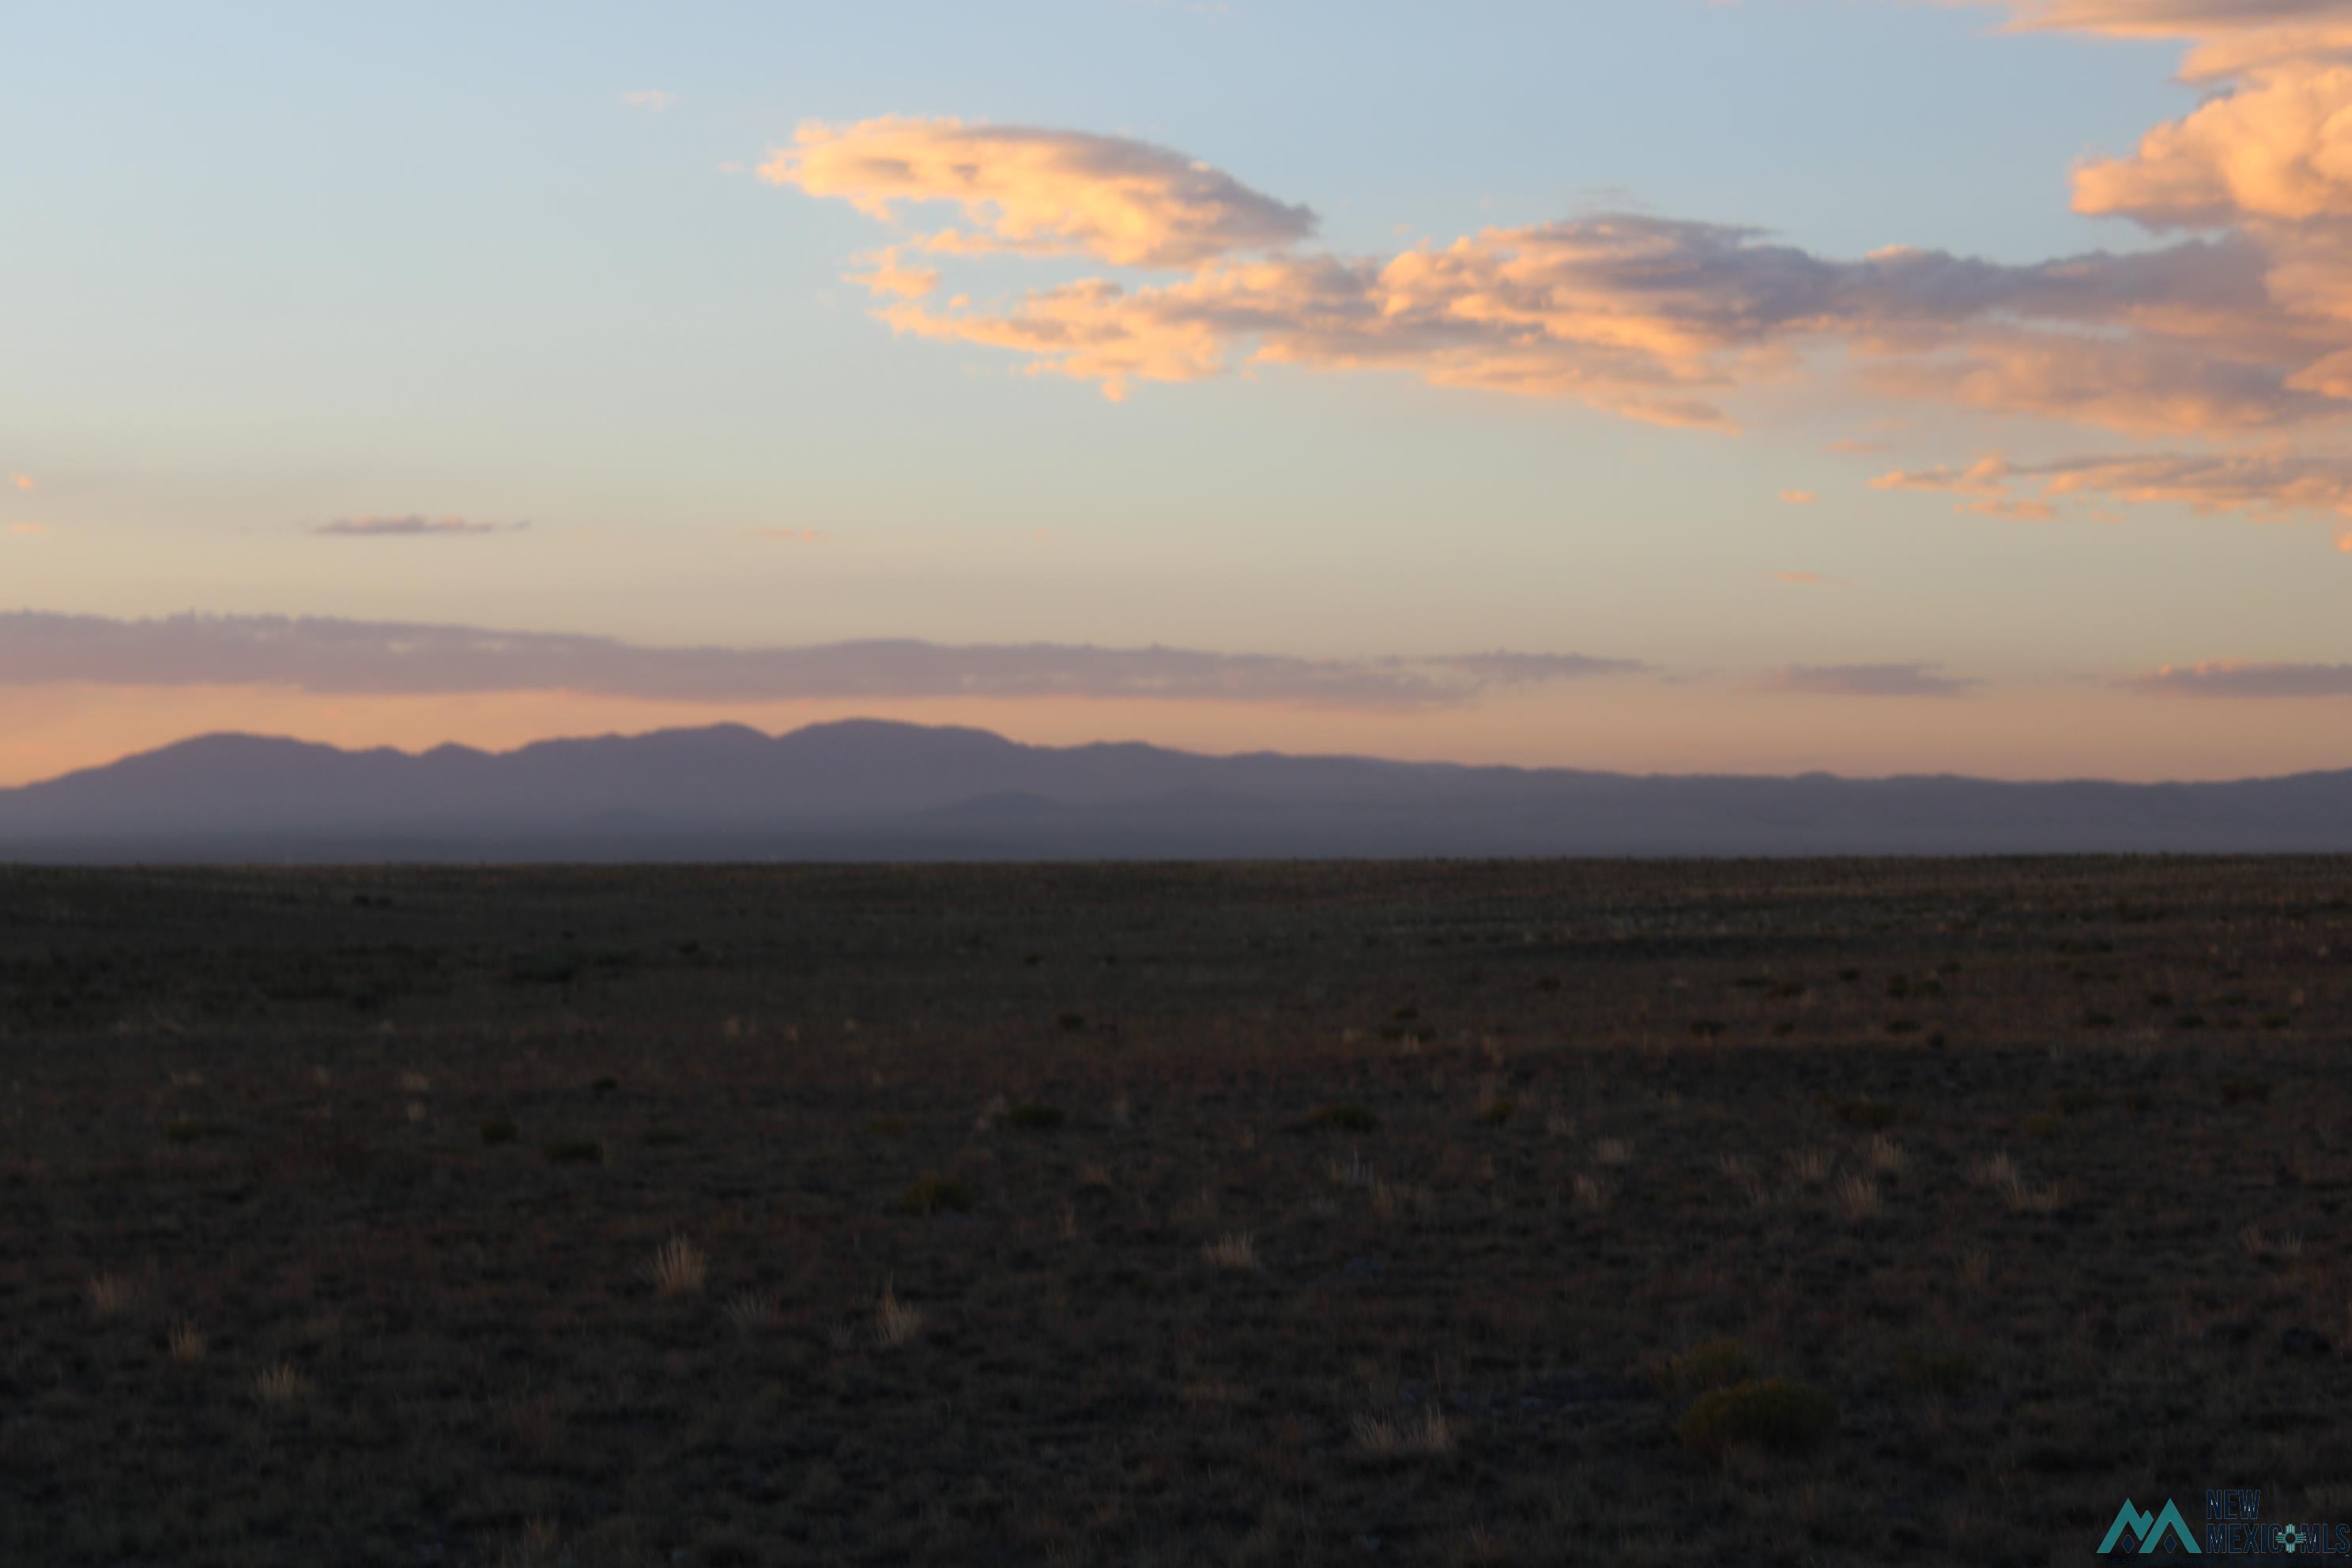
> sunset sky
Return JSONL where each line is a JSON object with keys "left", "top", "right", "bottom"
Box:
{"left": 6, "top": 0, "right": 2352, "bottom": 786}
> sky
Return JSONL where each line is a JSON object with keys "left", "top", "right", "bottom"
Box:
{"left": 6, "top": 0, "right": 2352, "bottom": 786}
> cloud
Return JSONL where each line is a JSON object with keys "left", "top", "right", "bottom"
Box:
{"left": 312, "top": 515, "right": 522, "bottom": 537}
{"left": 1873, "top": 456, "right": 2012, "bottom": 494}
{"left": 1971, "top": 2, "right": 2352, "bottom": 81}
{"left": 9, "top": 474, "right": 30, "bottom": 492}
{"left": 2128, "top": 658, "right": 2352, "bottom": 696}
{"left": 621, "top": 89, "right": 677, "bottom": 111}
{"left": 0, "top": 612, "right": 1648, "bottom": 711}
{"left": 2074, "top": 63, "right": 2352, "bottom": 226}
{"left": 2339, "top": 525, "right": 2352, "bottom": 550}
{"left": 1877, "top": 449, "right": 2352, "bottom": 522}
{"left": 2029, "top": 451, "right": 2352, "bottom": 518}
{"left": 1779, "top": 489, "right": 1819, "bottom": 504}
{"left": 1766, "top": 662, "right": 1980, "bottom": 698}
{"left": 7, "top": 522, "right": 47, "bottom": 537}
{"left": 1772, "top": 571, "right": 1830, "bottom": 584}
{"left": 759, "top": 117, "right": 1317, "bottom": 268}
{"left": 778, "top": 119, "right": 2351, "bottom": 435}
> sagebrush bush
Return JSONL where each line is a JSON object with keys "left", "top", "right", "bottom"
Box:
{"left": 1661, "top": 1339, "right": 1757, "bottom": 1393}
{"left": 1676, "top": 1379, "right": 1838, "bottom": 1459}
{"left": 902, "top": 1174, "right": 973, "bottom": 1216}
{"left": 1305, "top": 1103, "right": 1379, "bottom": 1134}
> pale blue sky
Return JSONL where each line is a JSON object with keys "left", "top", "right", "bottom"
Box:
{"left": 5, "top": 2, "right": 2349, "bottom": 781}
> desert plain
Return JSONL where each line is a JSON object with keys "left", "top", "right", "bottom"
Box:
{"left": 5, "top": 857, "right": 2350, "bottom": 1566}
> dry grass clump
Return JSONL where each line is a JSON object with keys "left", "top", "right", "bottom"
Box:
{"left": 1864, "top": 1134, "right": 1907, "bottom": 1174}
{"left": 1834, "top": 1174, "right": 1883, "bottom": 1221}
{"left": 646, "top": 1236, "right": 707, "bottom": 1297}
{"left": 253, "top": 1360, "right": 313, "bottom": 1406}
{"left": 167, "top": 1321, "right": 207, "bottom": 1364}
{"left": 1571, "top": 1173, "right": 1611, "bottom": 1213}
{"left": 85, "top": 1273, "right": 138, "bottom": 1319}
{"left": 1371, "top": 1179, "right": 1435, "bottom": 1221}
{"left": 1351, "top": 1403, "right": 1455, "bottom": 1458}
{"left": 1472, "top": 1075, "right": 1514, "bottom": 1125}
{"left": 1591, "top": 1137, "right": 1634, "bottom": 1168}
{"left": 1202, "top": 1233, "right": 1259, "bottom": 1271}
{"left": 874, "top": 1283, "right": 925, "bottom": 1348}
{"left": 1787, "top": 1147, "right": 1834, "bottom": 1185}
{"left": 1325, "top": 1148, "right": 1376, "bottom": 1189}
{"left": 723, "top": 1291, "right": 781, "bottom": 1336}
{"left": 1973, "top": 1151, "right": 2063, "bottom": 1212}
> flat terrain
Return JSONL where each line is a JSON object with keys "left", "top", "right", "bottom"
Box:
{"left": 5, "top": 859, "right": 2351, "bottom": 1566}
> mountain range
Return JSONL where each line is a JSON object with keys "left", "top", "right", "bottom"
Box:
{"left": 2, "top": 718, "right": 2349, "bottom": 860}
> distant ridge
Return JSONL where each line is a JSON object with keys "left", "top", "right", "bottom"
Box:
{"left": 2, "top": 718, "right": 2350, "bottom": 860}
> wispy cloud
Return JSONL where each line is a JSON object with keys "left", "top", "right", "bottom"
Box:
{"left": 1778, "top": 489, "right": 1819, "bottom": 505}
{"left": 7, "top": 522, "right": 47, "bottom": 537}
{"left": 2129, "top": 659, "right": 2352, "bottom": 698}
{"left": 312, "top": 515, "right": 524, "bottom": 537}
{"left": 9, "top": 473, "right": 32, "bottom": 492}
{"left": 1771, "top": 571, "right": 1830, "bottom": 585}
{"left": 1766, "top": 662, "right": 1979, "bottom": 698}
{"left": 621, "top": 89, "right": 677, "bottom": 111}
{"left": 760, "top": 117, "right": 1317, "bottom": 268}
{"left": 0, "top": 612, "right": 1648, "bottom": 710}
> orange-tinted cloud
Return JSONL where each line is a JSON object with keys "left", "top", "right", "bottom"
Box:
{"left": 2075, "top": 64, "right": 2352, "bottom": 226}
{"left": 1772, "top": 571, "right": 1830, "bottom": 584}
{"left": 760, "top": 118, "right": 1316, "bottom": 268}
{"left": 1779, "top": 489, "right": 1819, "bottom": 504}
{"left": 9, "top": 474, "right": 31, "bottom": 492}
{"left": 7, "top": 522, "right": 47, "bottom": 537}
{"left": 1872, "top": 456, "right": 2012, "bottom": 495}
{"left": 1972, "top": 2, "right": 2352, "bottom": 81}
{"left": 2338, "top": 525, "right": 2352, "bottom": 550}
{"left": 2129, "top": 659, "right": 2352, "bottom": 697}
{"left": 621, "top": 89, "right": 677, "bottom": 111}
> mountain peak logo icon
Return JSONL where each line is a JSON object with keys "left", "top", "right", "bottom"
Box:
{"left": 2100, "top": 1498, "right": 2203, "bottom": 1555}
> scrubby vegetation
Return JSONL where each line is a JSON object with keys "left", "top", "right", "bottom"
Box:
{"left": 2, "top": 858, "right": 2349, "bottom": 1564}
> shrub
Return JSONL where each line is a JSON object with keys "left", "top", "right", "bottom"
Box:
{"left": 1305, "top": 1103, "right": 1380, "bottom": 1134}
{"left": 1676, "top": 1379, "right": 1839, "bottom": 1459}
{"left": 1007, "top": 1103, "right": 1066, "bottom": 1132}
{"left": 2024, "top": 1112, "right": 2063, "bottom": 1140}
{"left": 1475, "top": 1095, "right": 1515, "bottom": 1126}
{"left": 480, "top": 1116, "right": 519, "bottom": 1146}
{"left": 902, "top": 1174, "right": 973, "bottom": 1216}
{"left": 541, "top": 1138, "right": 603, "bottom": 1165}
{"left": 163, "top": 1118, "right": 209, "bottom": 1144}
{"left": 640, "top": 1127, "right": 687, "bottom": 1148}
{"left": 1828, "top": 1099, "right": 1902, "bottom": 1130}
{"left": 2054, "top": 1087, "right": 2102, "bottom": 1116}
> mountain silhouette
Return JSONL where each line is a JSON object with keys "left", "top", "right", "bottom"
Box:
{"left": 2, "top": 718, "right": 2349, "bottom": 860}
